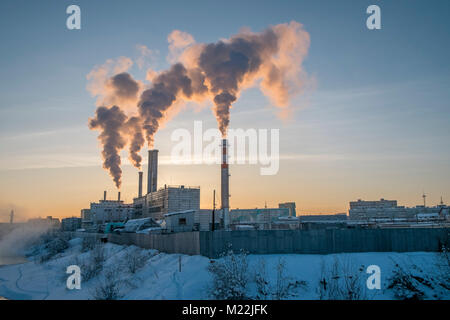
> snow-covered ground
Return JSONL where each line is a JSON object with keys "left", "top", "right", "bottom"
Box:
{"left": 0, "top": 237, "right": 448, "bottom": 300}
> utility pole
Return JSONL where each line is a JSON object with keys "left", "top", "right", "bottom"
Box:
{"left": 10, "top": 209, "right": 14, "bottom": 224}
{"left": 212, "top": 190, "right": 216, "bottom": 231}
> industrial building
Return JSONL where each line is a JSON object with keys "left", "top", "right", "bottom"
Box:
{"left": 348, "top": 198, "right": 450, "bottom": 222}
{"left": 87, "top": 191, "right": 134, "bottom": 224}
{"left": 133, "top": 184, "right": 200, "bottom": 221}
{"left": 132, "top": 149, "right": 200, "bottom": 221}
{"left": 229, "top": 207, "right": 291, "bottom": 230}
{"left": 80, "top": 144, "right": 299, "bottom": 233}
{"left": 61, "top": 217, "right": 82, "bottom": 231}
{"left": 278, "top": 202, "right": 297, "bottom": 217}
{"left": 164, "top": 209, "right": 223, "bottom": 233}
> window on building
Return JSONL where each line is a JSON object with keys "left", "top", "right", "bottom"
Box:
{"left": 179, "top": 218, "right": 186, "bottom": 225}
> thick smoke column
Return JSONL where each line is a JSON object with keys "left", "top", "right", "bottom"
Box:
{"left": 124, "top": 116, "right": 145, "bottom": 168}
{"left": 89, "top": 106, "right": 127, "bottom": 188}
{"left": 198, "top": 30, "right": 277, "bottom": 135}
{"left": 88, "top": 21, "right": 310, "bottom": 186}
{"left": 138, "top": 63, "right": 206, "bottom": 147}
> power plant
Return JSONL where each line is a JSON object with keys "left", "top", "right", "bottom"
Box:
{"left": 81, "top": 140, "right": 296, "bottom": 231}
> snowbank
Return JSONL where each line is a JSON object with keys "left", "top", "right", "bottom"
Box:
{"left": 0, "top": 237, "right": 448, "bottom": 300}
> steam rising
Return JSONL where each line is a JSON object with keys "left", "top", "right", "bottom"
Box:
{"left": 89, "top": 106, "right": 127, "bottom": 188}
{"left": 88, "top": 21, "right": 310, "bottom": 187}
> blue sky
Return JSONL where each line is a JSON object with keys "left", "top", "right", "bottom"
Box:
{"left": 0, "top": 0, "right": 449, "bottom": 219}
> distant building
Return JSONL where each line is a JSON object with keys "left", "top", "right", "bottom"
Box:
{"left": 230, "top": 208, "right": 290, "bottom": 229}
{"left": 349, "top": 198, "right": 450, "bottom": 221}
{"left": 61, "top": 217, "right": 82, "bottom": 231}
{"left": 133, "top": 185, "right": 200, "bottom": 221}
{"left": 350, "top": 199, "right": 397, "bottom": 211}
{"left": 278, "top": 202, "right": 297, "bottom": 217}
{"left": 80, "top": 209, "right": 93, "bottom": 229}
{"left": 27, "top": 216, "right": 60, "bottom": 228}
{"left": 298, "top": 213, "right": 347, "bottom": 222}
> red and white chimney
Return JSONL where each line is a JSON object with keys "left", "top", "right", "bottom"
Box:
{"left": 221, "top": 139, "right": 230, "bottom": 228}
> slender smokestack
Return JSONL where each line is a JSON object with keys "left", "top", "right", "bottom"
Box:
{"left": 221, "top": 139, "right": 230, "bottom": 228}
{"left": 138, "top": 171, "right": 143, "bottom": 198}
{"left": 151, "top": 150, "right": 158, "bottom": 192}
{"left": 103, "top": 190, "right": 107, "bottom": 201}
{"left": 118, "top": 191, "right": 121, "bottom": 202}
{"left": 147, "top": 150, "right": 159, "bottom": 194}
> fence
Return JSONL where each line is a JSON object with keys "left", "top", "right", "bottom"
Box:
{"left": 101, "top": 227, "right": 449, "bottom": 258}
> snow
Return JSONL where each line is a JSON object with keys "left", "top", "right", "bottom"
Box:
{"left": 0, "top": 238, "right": 448, "bottom": 300}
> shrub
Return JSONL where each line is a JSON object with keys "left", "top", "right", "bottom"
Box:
{"left": 123, "top": 247, "right": 149, "bottom": 274}
{"left": 254, "top": 259, "right": 270, "bottom": 299}
{"left": 80, "top": 244, "right": 106, "bottom": 281}
{"left": 91, "top": 267, "right": 124, "bottom": 300}
{"left": 81, "top": 235, "right": 98, "bottom": 252}
{"left": 272, "top": 258, "right": 307, "bottom": 300}
{"left": 254, "top": 257, "right": 306, "bottom": 300}
{"left": 387, "top": 264, "right": 424, "bottom": 300}
{"left": 208, "top": 249, "right": 249, "bottom": 300}
{"left": 318, "top": 257, "right": 367, "bottom": 300}
{"left": 38, "top": 232, "right": 70, "bottom": 263}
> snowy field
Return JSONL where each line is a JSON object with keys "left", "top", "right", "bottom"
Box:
{"left": 0, "top": 236, "right": 449, "bottom": 300}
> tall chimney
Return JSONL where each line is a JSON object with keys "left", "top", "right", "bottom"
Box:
{"left": 118, "top": 191, "right": 121, "bottom": 202}
{"left": 103, "top": 190, "right": 107, "bottom": 201}
{"left": 138, "top": 171, "right": 143, "bottom": 198}
{"left": 147, "top": 149, "right": 159, "bottom": 194}
{"left": 221, "top": 139, "right": 230, "bottom": 228}
{"left": 151, "top": 150, "right": 158, "bottom": 192}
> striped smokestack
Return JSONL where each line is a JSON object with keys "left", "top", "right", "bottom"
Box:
{"left": 138, "top": 171, "right": 143, "bottom": 198}
{"left": 221, "top": 139, "right": 230, "bottom": 228}
{"left": 147, "top": 150, "right": 159, "bottom": 194}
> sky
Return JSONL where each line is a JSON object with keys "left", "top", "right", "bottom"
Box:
{"left": 0, "top": 0, "right": 449, "bottom": 221}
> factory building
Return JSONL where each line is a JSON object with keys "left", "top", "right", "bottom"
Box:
{"left": 61, "top": 217, "right": 82, "bottom": 231}
{"left": 133, "top": 185, "right": 200, "bottom": 221}
{"left": 164, "top": 209, "right": 223, "bottom": 233}
{"left": 349, "top": 198, "right": 450, "bottom": 221}
{"left": 80, "top": 209, "right": 93, "bottom": 229}
{"left": 229, "top": 208, "right": 290, "bottom": 229}
{"left": 278, "top": 202, "right": 297, "bottom": 217}
{"left": 132, "top": 150, "right": 200, "bottom": 221}
{"left": 87, "top": 191, "right": 134, "bottom": 224}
